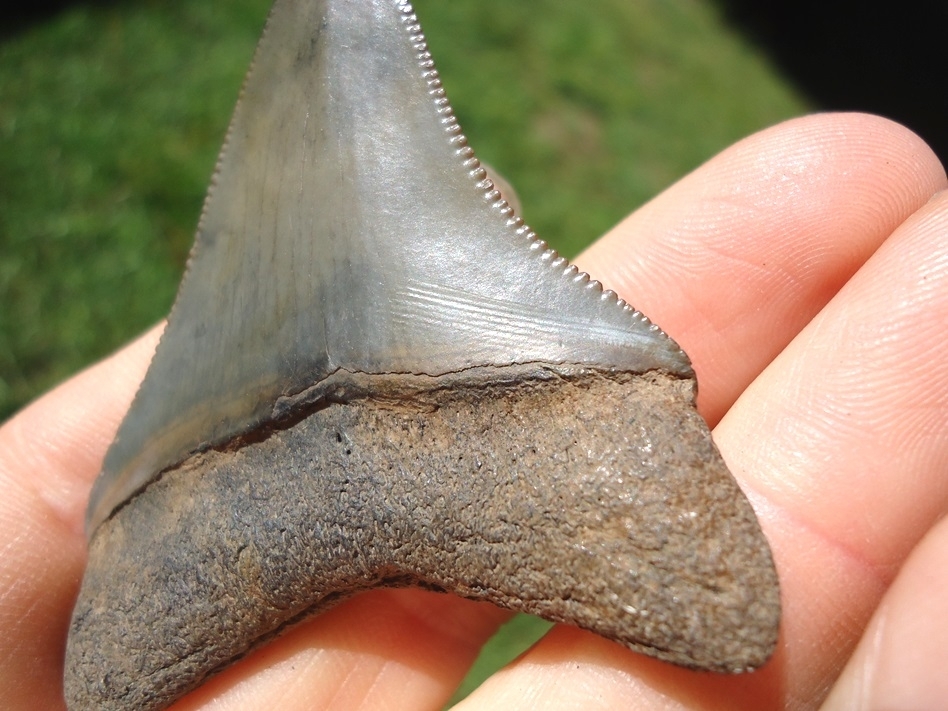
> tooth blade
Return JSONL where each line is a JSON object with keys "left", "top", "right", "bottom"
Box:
{"left": 87, "top": 0, "right": 690, "bottom": 532}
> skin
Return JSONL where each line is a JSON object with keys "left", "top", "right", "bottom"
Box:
{"left": 1, "top": 112, "right": 946, "bottom": 710}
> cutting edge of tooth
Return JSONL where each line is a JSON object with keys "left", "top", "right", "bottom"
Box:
{"left": 494, "top": 200, "right": 513, "bottom": 216}
{"left": 396, "top": 1, "right": 680, "bottom": 347}
{"left": 160, "top": 0, "right": 293, "bottom": 423}
{"left": 196, "top": 1, "right": 286, "bottom": 239}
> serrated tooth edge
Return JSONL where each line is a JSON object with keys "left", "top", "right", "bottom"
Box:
{"left": 396, "top": 1, "right": 673, "bottom": 338}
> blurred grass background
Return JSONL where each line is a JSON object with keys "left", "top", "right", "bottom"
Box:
{"left": 0, "top": 0, "right": 805, "bottom": 704}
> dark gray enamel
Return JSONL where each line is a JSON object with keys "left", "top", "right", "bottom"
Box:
{"left": 86, "top": 0, "right": 691, "bottom": 534}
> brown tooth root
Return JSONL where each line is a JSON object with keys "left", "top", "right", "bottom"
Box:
{"left": 66, "top": 368, "right": 779, "bottom": 711}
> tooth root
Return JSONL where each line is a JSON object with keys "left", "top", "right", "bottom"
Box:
{"left": 66, "top": 370, "right": 779, "bottom": 711}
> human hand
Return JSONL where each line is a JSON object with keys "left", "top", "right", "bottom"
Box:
{"left": 1, "top": 112, "right": 946, "bottom": 710}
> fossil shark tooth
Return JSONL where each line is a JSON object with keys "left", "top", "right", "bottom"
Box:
{"left": 64, "top": 1, "right": 780, "bottom": 710}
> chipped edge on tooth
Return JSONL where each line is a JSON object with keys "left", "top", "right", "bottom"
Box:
{"left": 395, "top": 0, "right": 675, "bottom": 341}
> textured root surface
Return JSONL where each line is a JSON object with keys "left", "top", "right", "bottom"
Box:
{"left": 65, "top": 368, "right": 779, "bottom": 711}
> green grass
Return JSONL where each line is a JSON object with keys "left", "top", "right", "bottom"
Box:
{"left": 1, "top": 1, "right": 270, "bottom": 418}
{"left": 445, "top": 613, "right": 554, "bottom": 707}
{"left": 0, "top": 0, "right": 806, "bottom": 703}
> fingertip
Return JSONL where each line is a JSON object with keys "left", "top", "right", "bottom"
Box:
{"left": 0, "top": 324, "right": 163, "bottom": 535}
{"left": 821, "top": 515, "right": 948, "bottom": 711}
{"left": 576, "top": 112, "right": 946, "bottom": 424}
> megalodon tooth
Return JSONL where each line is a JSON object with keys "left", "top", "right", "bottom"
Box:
{"left": 64, "top": 1, "right": 781, "bottom": 709}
